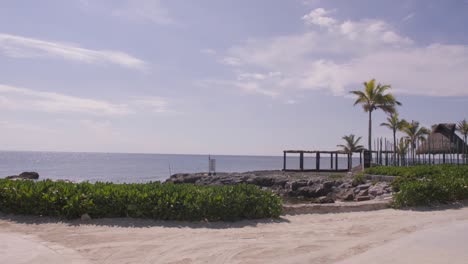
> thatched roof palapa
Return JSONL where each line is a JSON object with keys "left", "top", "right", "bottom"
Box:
{"left": 417, "top": 123, "right": 468, "bottom": 154}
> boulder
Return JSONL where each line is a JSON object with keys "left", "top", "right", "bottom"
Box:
{"left": 166, "top": 173, "right": 202, "bottom": 184}
{"left": 336, "top": 189, "right": 355, "bottom": 201}
{"left": 357, "top": 189, "right": 369, "bottom": 196}
{"left": 252, "top": 176, "right": 275, "bottom": 187}
{"left": 317, "top": 196, "right": 335, "bottom": 204}
{"left": 297, "top": 184, "right": 331, "bottom": 198}
{"left": 357, "top": 183, "right": 372, "bottom": 190}
{"left": 338, "top": 182, "right": 353, "bottom": 189}
{"left": 323, "top": 181, "right": 336, "bottom": 189}
{"left": 307, "top": 178, "right": 321, "bottom": 186}
{"left": 5, "top": 171, "right": 39, "bottom": 180}
{"left": 81, "top": 213, "right": 92, "bottom": 221}
{"left": 273, "top": 178, "right": 288, "bottom": 188}
{"left": 291, "top": 180, "right": 309, "bottom": 191}
{"left": 356, "top": 195, "right": 371, "bottom": 202}
{"left": 369, "top": 183, "right": 388, "bottom": 197}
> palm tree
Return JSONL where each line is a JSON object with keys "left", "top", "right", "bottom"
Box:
{"left": 350, "top": 79, "right": 401, "bottom": 154}
{"left": 337, "top": 134, "right": 364, "bottom": 167}
{"left": 396, "top": 138, "right": 410, "bottom": 166}
{"left": 457, "top": 119, "right": 468, "bottom": 161}
{"left": 380, "top": 113, "right": 408, "bottom": 165}
{"left": 401, "top": 121, "right": 430, "bottom": 163}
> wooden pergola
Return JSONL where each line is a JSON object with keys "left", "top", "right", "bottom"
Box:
{"left": 282, "top": 150, "right": 361, "bottom": 172}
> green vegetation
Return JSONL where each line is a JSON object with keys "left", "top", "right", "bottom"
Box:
{"left": 364, "top": 165, "right": 468, "bottom": 207}
{"left": 352, "top": 172, "right": 365, "bottom": 186}
{"left": 0, "top": 180, "right": 283, "bottom": 221}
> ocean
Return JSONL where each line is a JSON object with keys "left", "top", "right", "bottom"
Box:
{"left": 0, "top": 151, "right": 360, "bottom": 183}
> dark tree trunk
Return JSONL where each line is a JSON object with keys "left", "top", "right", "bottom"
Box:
{"left": 368, "top": 111, "right": 372, "bottom": 152}
{"left": 393, "top": 128, "right": 397, "bottom": 165}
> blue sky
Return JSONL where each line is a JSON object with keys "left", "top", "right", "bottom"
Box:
{"left": 0, "top": 0, "right": 467, "bottom": 155}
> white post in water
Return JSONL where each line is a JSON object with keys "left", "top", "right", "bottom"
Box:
{"left": 208, "top": 155, "right": 216, "bottom": 176}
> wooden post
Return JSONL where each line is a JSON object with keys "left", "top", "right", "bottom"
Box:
{"left": 335, "top": 153, "right": 338, "bottom": 171}
{"left": 283, "top": 151, "right": 286, "bottom": 170}
{"left": 359, "top": 152, "right": 362, "bottom": 165}
{"left": 316, "top": 152, "right": 320, "bottom": 171}
{"left": 443, "top": 153, "right": 446, "bottom": 164}
{"left": 299, "top": 152, "right": 304, "bottom": 171}
{"left": 330, "top": 153, "right": 333, "bottom": 169}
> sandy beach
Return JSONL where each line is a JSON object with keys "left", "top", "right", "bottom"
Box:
{"left": 1, "top": 205, "right": 468, "bottom": 264}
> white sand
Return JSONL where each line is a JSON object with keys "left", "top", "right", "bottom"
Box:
{"left": 1, "top": 207, "right": 468, "bottom": 264}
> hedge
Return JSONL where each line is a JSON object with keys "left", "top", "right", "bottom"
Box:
{"left": 364, "top": 165, "right": 468, "bottom": 207}
{"left": 0, "top": 180, "right": 283, "bottom": 221}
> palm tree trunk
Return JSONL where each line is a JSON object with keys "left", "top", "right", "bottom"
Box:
{"left": 393, "top": 129, "right": 396, "bottom": 166}
{"left": 368, "top": 111, "right": 372, "bottom": 152}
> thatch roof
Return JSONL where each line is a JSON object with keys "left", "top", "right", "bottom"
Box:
{"left": 417, "top": 123, "right": 468, "bottom": 154}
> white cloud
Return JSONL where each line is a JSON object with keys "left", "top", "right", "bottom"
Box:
{"left": 0, "top": 33, "right": 146, "bottom": 70}
{"left": 216, "top": 8, "right": 468, "bottom": 97}
{"left": 302, "top": 8, "right": 336, "bottom": 27}
{"left": 402, "top": 13, "right": 415, "bottom": 22}
{"left": 285, "top": 99, "right": 298, "bottom": 105}
{"left": 0, "top": 84, "right": 131, "bottom": 115}
{"left": 200, "top": 48, "right": 217, "bottom": 55}
{"left": 110, "top": 0, "right": 174, "bottom": 25}
{"left": 131, "top": 96, "right": 169, "bottom": 113}
{"left": 235, "top": 82, "right": 279, "bottom": 97}
{"left": 221, "top": 56, "right": 242, "bottom": 66}
{"left": 0, "top": 84, "right": 174, "bottom": 116}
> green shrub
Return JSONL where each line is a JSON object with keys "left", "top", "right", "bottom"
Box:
{"left": 352, "top": 173, "right": 365, "bottom": 186}
{"left": 375, "top": 165, "right": 468, "bottom": 208}
{"left": 0, "top": 180, "right": 283, "bottom": 221}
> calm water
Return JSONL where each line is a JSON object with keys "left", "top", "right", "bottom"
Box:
{"left": 0, "top": 151, "right": 359, "bottom": 183}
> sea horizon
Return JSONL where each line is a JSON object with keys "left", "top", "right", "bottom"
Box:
{"left": 0, "top": 150, "right": 360, "bottom": 183}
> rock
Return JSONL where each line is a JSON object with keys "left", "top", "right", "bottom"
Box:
{"left": 297, "top": 184, "right": 331, "bottom": 198}
{"left": 19, "top": 172, "right": 39, "bottom": 179}
{"left": 5, "top": 171, "right": 39, "bottom": 180}
{"left": 317, "top": 196, "right": 335, "bottom": 204}
{"left": 356, "top": 195, "right": 371, "bottom": 202}
{"left": 273, "top": 178, "right": 288, "bottom": 188}
{"left": 369, "top": 183, "right": 387, "bottom": 197}
{"left": 307, "top": 178, "right": 321, "bottom": 186}
{"left": 336, "top": 189, "right": 354, "bottom": 201}
{"left": 338, "top": 182, "right": 353, "bottom": 189}
{"left": 252, "top": 176, "right": 275, "bottom": 187}
{"left": 323, "top": 181, "right": 336, "bottom": 189}
{"left": 81, "top": 213, "right": 92, "bottom": 221}
{"left": 167, "top": 173, "right": 203, "bottom": 184}
{"left": 357, "top": 183, "right": 372, "bottom": 190}
{"left": 358, "top": 189, "right": 369, "bottom": 196}
{"left": 291, "top": 180, "right": 309, "bottom": 191}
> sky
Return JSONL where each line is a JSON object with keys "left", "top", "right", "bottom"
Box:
{"left": 0, "top": 0, "right": 467, "bottom": 155}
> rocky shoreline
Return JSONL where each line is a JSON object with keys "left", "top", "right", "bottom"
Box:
{"left": 166, "top": 170, "right": 393, "bottom": 204}
{"left": 3, "top": 170, "right": 393, "bottom": 204}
